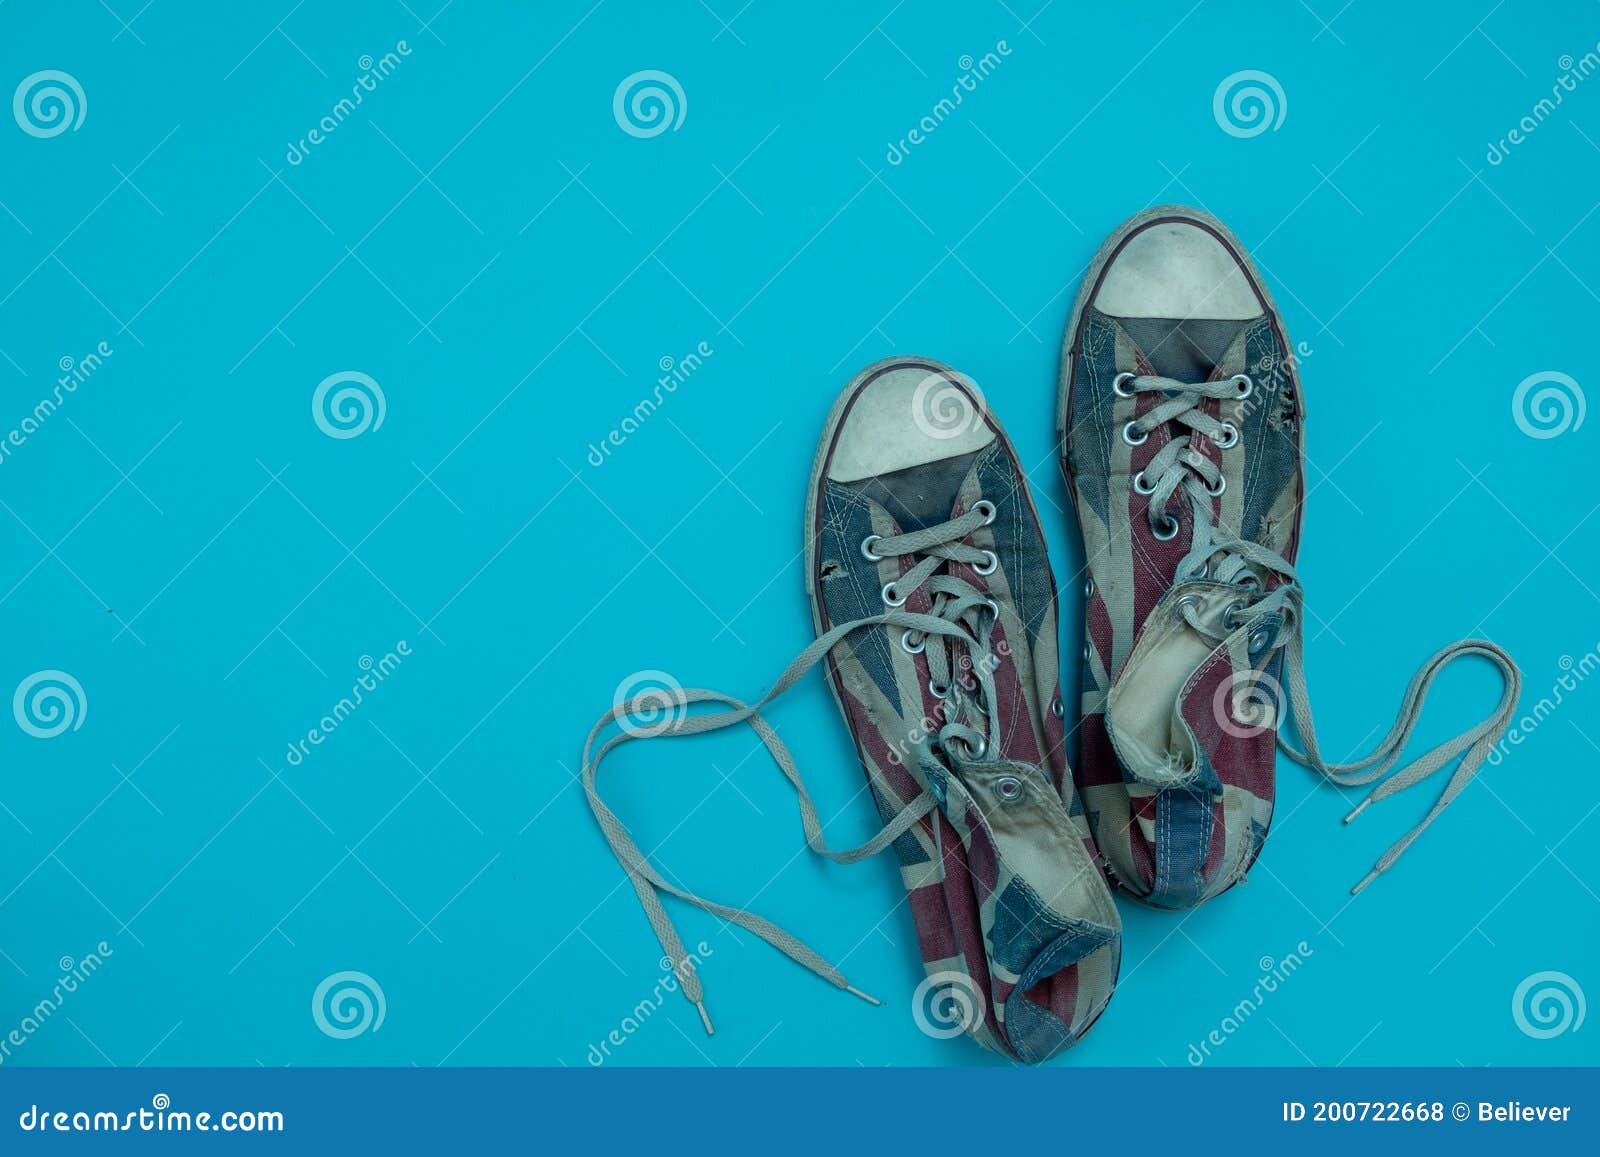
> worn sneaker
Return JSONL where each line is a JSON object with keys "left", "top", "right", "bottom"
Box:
{"left": 585, "top": 356, "right": 1121, "bottom": 1062}
{"left": 1057, "top": 205, "right": 1520, "bottom": 909}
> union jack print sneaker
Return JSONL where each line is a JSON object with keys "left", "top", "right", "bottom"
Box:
{"left": 1057, "top": 206, "right": 1520, "bottom": 909}
{"left": 585, "top": 357, "right": 1121, "bottom": 1062}
{"left": 807, "top": 358, "right": 1121, "bottom": 1059}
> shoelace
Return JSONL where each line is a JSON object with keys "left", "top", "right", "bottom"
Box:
{"left": 582, "top": 506, "right": 1016, "bottom": 1031}
{"left": 1122, "top": 371, "right": 1522, "bottom": 893}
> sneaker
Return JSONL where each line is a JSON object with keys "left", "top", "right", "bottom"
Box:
{"left": 585, "top": 356, "right": 1121, "bottom": 1062}
{"left": 1057, "top": 205, "right": 1520, "bottom": 909}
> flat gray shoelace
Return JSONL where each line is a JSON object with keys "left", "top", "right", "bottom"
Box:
{"left": 582, "top": 507, "right": 1007, "bottom": 1032}
{"left": 1126, "top": 372, "right": 1523, "bottom": 892}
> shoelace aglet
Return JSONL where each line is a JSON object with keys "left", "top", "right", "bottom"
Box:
{"left": 695, "top": 1001, "right": 715, "bottom": 1036}
{"left": 845, "top": 984, "right": 882, "bottom": 1007}
{"left": 1344, "top": 796, "right": 1371, "bottom": 824}
{"left": 1350, "top": 865, "right": 1384, "bottom": 895}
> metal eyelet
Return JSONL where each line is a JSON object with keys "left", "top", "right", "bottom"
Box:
{"left": 1112, "top": 372, "right": 1137, "bottom": 398}
{"left": 1151, "top": 513, "right": 1180, "bottom": 540}
{"left": 972, "top": 500, "right": 997, "bottom": 525}
{"left": 973, "top": 549, "right": 999, "bottom": 576}
{"left": 881, "top": 582, "right": 907, "bottom": 607}
{"left": 1132, "top": 470, "right": 1158, "bottom": 495}
{"left": 1222, "top": 600, "right": 1245, "bottom": 629}
{"left": 1231, "top": 374, "right": 1254, "bottom": 399}
{"left": 1083, "top": 577, "right": 1095, "bottom": 598}
{"left": 929, "top": 680, "right": 950, "bottom": 700}
{"left": 1248, "top": 628, "right": 1272, "bottom": 655}
{"left": 983, "top": 598, "right": 1000, "bottom": 618}
{"left": 1214, "top": 423, "right": 1239, "bottom": 449}
{"left": 962, "top": 734, "right": 989, "bottom": 759}
{"left": 994, "top": 775, "right": 1025, "bottom": 802}
{"left": 1206, "top": 475, "right": 1227, "bottom": 497}
{"left": 900, "top": 630, "right": 925, "bottom": 655}
{"left": 1122, "top": 421, "right": 1149, "bottom": 447}
{"left": 1082, "top": 642, "right": 1092, "bottom": 663}
{"left": 860, "top": 534, "right": 884, "bottom": 561}
{"left": 1176, "top": 593, "right": 1200, "bottom": 617}
{"left": 1049, "top": 696, "right": 1065, "bottom": 719}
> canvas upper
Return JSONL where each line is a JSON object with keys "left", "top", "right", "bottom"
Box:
{"left": 808, "top": 357, "right": 1121, "bottom": 1060}
{"left": 1058, "top": 207, "right": 1305, "bottom": 909}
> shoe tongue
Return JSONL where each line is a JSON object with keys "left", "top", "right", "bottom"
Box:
{"left": 1105, "top": 584, "right": 1250, "bottom": 785}
{"left": 846, "top": 450, "right": 983, "bottom": 531}
{"left": 1115, "top": 317, "right": 1251, "bottom": 381}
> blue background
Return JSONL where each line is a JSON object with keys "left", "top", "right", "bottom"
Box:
{"left": 0, "top": 0, "right": 1596, "bottom": 1069}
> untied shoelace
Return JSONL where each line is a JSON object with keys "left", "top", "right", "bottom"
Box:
{"left": 582, "top": 506, "right": 1022, "bottom": 1030}
{"left": 1121, "top": 370, "right": 1522, "bottom": 893}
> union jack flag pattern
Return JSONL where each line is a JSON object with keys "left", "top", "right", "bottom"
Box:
{"left": 1058, "top": 207, "right": 1304, "bottom": 909}
{"left": 809, "top": 357, "right": 1122, "bottom": 1060}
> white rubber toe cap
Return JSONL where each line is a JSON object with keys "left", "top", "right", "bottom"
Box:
{"left": 827, "top": 361, "right": 995, "bottom": 483}
{"left": 1094, "top": 220, "right": 1262, "bottom": 320}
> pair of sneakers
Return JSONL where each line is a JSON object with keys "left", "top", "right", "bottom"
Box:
{"left": 583, "top": 206, "right": 1520, "bottom": 1062}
